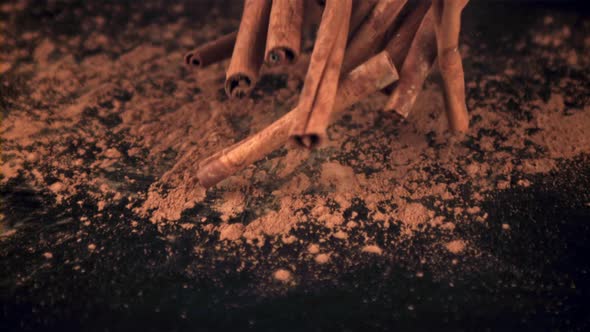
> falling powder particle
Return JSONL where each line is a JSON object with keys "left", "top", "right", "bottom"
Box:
{"left": 43, "top": 252, "right": 53, "bottom": 259}
{"left": 0, "top": 229, "right": 17, "bottom": 238}
{"left": 87, "top": 244, "right": 97, "bottom": 251}
{"left": 502, "top": 223, "right": 511, "bottom": 231}
{"left": 445, "top": 240, "right": 466, "bottom": 254}
{"left": 273, "top": 269, "right": 292, "bottom": 283}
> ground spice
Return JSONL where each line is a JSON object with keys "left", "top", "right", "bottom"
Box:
{"left": 1, "top": 10, "right": 589, "bottom": 283}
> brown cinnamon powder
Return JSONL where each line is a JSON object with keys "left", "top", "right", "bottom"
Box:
{"left": 1, "top": 13, "right": 589, "bottom": 280}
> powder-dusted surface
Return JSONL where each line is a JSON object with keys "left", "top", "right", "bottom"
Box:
{"left": 1, "top": 1, "right": 590, "bottom": 330}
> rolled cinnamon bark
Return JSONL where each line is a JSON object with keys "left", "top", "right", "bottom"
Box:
{"left": 197, "top": 51, "right": 398, "bottom": 188}
{"left": 184, "top": 31, "right": 237, "bottom": 69}
{"left": 289, "top": 0, "right": 352, "bottom": 149}
{"left": 265, "top": 0, "right": 304, "bottom": 66}
{"left": 433, "top": 0, "right": 469, "bottom": 132}
{"left": 316, "top": 0, "right": 376, "bottom": 37}
{"left": 348, "top": 0, "right": 378, "bottom": 39}
{"left": 384, "top": 8, "right": 437, "bottom": 117}
{"left": 341, "top": 0, "right": 408, "bottom": 74}
{"left": 383, "top": 0, "right": 431, "bottom": 69}
{"left": 225, "top": 0, "right": 272, "bottom": 98}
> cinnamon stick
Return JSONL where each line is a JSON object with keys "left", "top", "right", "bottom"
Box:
{"left": 382, "top": 0, "right": 431, "bottom": 69}
{"left": 348, "top": 0, "right": 378, "bottom": 39}
{"left": 197, "top": 51, "right": 398, "bottom": 188}
{"left": 432, "top": 0, "right": 469, "bottom": 132}
{"left": 289, "top": 0, "right": 352, "bottom": 149}
{"left": 225, "top": 0, "right": 271, "bottom": 98}
{"left": 384, "top": 8, "right": 437, "bottom": 117}
{"left": 184, "top": 31, "right": 237, "bottom": 69}
{"left": 265, "top": 0, "right": 304, "bottom": 66}
{"left": 341, "top": 0, "right": 408, "bottom": 74}
{"left": 316, "top": 0, "right": 376, "bottom": 38}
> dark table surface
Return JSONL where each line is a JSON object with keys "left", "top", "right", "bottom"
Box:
{"left": 1, "top": 1, "right": 590, "bottom": 331}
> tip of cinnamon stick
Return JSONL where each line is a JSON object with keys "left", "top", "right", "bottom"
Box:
{"left": 225, "top": 74, "right": 253, "bottom": 98}
{"left": 292, "top": 134, "right": 321, "bottom": 150}
{"left": 184, "top": 52, "right": 201, "bottom": 67}
{"left": 196, "top": 157, "right": 231, "bottom": 189}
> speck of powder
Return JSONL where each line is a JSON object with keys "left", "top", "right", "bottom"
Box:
{"left": 179, "top": 223, "right": 194, "bottom": 230}
{"left": 218, "top": 223, "right": 244, "bottom": 241}
{"left": 273, "top": 269, "right": 292, "bottom": 282}
{"left": 215, "top": 191, "right": 245, "bottom": 222}
{"left": 333, "top": 230, "right": 348, "bottom": 240}
{"left": 308, "top": 243, "right": 320, "bottom": 254}
{"left": 87, "top": 243, "right": 97, "bottom": 251}
{"left": 1, "top": 229, "right": 17, "bottom": 238}
{"left": 502, "top": 223, "right": 511, "bottom": 231}
{"left": 282, "top": 235, "right": 297, "bottom": 244}
{"left": 43, "top": 252, "right": 53, "bottom": 259}
{"left": 445, "top": 240, "right": 466, "bottom": 254}
{"left": 49, "top": 182, "right": 64, "bottom": 193}
{"left": 104, "top": 148, "right": 121, "bottom": 159}
{"left": 346, "top": 221, "right": 358, "bottom": 229}
{"left": 314, "top": 253, "right": 330, "bottom": 264}
{"left": 466, "top": 206, "right": 481, "bottom": 214}
{"left": 441, "top": 222, "right": 456, "bottom": 231}
{"left": 361, "top": 245, "right": 383, "bottom": 255}
{"left": 397, "top": 202, "right": 433, "bottom": 233}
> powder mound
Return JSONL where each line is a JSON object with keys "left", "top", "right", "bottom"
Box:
{"left": 397, "top": 203, "right": 434, "bottom": 233}
{"left": 215, "top": 191, "right": 245, "bottom": 222}
{"left": 320, "top": 161, "right": 360, "bottom": 193}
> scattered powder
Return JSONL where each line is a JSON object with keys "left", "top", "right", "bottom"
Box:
{"left": 1, "top": 9, "right": 589, "bottom": 283}
{"left": 215, "top": 191, "right": 245, "bottom": 222}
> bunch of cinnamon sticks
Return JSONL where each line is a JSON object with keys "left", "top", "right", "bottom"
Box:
{"left": 185, "top": 0, "right": 470, "bottom": 188}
